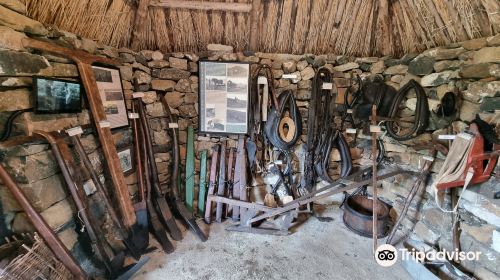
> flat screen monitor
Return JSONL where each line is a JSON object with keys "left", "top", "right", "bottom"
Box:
{"left": 34, "top": 77, "right": 82, "bottom": 114}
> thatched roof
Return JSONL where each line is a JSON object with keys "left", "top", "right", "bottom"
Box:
{"left": 23, "top": 0, "right": 500, "bottom": 57}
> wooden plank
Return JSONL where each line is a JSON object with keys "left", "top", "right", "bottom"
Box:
{"left": 197, "top": 149, "right": 208, "bottom": 215}
{"left": 22, "top": 38, "right": 137, "bottom": 228}
{"left": 150, "top": 0, "right": 252, "bottom": 12}
{"left": 249, "top": 0, "right": 261, "bottom": 51}
{"left": 185, "top": 126, "right": 195, "bottom": 211}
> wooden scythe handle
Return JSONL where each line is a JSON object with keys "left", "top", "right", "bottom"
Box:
{"left": 22, "top": 38, "right": 136, "bottom": 228}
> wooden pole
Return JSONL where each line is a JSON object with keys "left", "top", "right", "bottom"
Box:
{"left": 249, "top": 0, "right": 261, "bottom": 51}
{"left": 150, "top": 0, "right": 252, "bottom": 12}
{"left": 371, "top": 105, "right": 378, "bottom": 254}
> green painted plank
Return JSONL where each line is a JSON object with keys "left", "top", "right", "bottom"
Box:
{"left": 185, "top": 126, "right": 195, "bottom": 211}
{"left": 197, "top": 149, "right": 208, "bottom": 215}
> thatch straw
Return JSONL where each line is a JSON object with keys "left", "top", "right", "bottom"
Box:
{"left": 192, "top": 9, "right": 211, "bottom": 50}
{"left": 152, "top": 7, "right": 171, "bottom": 52}
{"left": 23, "top": 0, "right": 499, "bottom": 56}
{"left": 291, "top": 0, "right": 311, "bottom": 54}
{"left": 274, "top": 0, "right": 294, "bottom": 52}
{"left": 260, "top": 0, "right": 279, "bottom": 52}
{"left": 208, "top": 0, "right": 224, "bottom": 45}
{"left": 304, "top": 0, "right": 328, "bottom": 54}
{"left": 233, "top": 0, "right": 249, "bottom": 51}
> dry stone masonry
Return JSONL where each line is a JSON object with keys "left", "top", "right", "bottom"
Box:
{"left": 0, "top": 2, "right": 499, "bottom": 278}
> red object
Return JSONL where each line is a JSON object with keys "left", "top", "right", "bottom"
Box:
{"left": 437, "top": 123, "right": 500, "bottom": 190}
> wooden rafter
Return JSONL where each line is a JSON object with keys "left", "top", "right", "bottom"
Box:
{"left": 150, "top": 0, "right": 252, "bottom": 12}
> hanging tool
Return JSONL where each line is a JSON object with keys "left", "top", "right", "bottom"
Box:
{"left": 159, "top": 93, "right": 207, "bottom": 242}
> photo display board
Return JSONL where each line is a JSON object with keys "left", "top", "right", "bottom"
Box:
{"left": 34, "top": 77, "right": 82, "bottom": 114}
{"left": 92, "top": 65, "right": 129, "bottom": 129}
{"left": 199, "top": 61, "right": 250, "bottom": 135}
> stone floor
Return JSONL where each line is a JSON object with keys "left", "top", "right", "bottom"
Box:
{"left": 134, "top": 204, "right": 411, "bottom": 280}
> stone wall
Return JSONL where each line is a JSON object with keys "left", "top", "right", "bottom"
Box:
{"left": 0, "top": 1, "right": 499, "bottom": 278}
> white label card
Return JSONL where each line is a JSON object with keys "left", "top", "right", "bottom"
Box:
{"left": 128, "top": 113, "right": 139, "bottom": 119}
{"left": 346, "top": 128, "right": 357, "bottom": 134}
{"left": 66, "top": 126, "right": 83, "bottom": 136}
{"left": 258, "top": 76, "right": 268, "bottom": 85}
{"left": 438, "top": 134, "right": 456, "bottom": 140}
{"left": 274, "top": 160, "right": 283, "bottom": 165}
{"left": 423, "top": 156, "right": 435, "bottom": 162}
{"left": 168, "top": 123, "right": 179, "bottom": 128}
{"left": 322, "top": 83, "right": 333, "bottom": 90}
{"left": 99, "top": 120, "right": 111, "bottom": 128}
{"left": 282, "top": 74, "right": 297, "bottom": 79}
{"left": 347, "top": 109, "right": 353, "bottom": 114}
{"left": 370, "top": 125, "right": 381, "bottom": 133}
{"left": 132, "top": 92, "right": 144, "bottom": 98}
{"left": 458, "top": 132, "right": 473, "bottom": 141}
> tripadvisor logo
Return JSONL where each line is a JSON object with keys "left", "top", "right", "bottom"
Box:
{"left": 375, "top": 244, "right": 398, "bottom": 267}
{"left": 374, "top": 244, "right": 481, "bottom": 267}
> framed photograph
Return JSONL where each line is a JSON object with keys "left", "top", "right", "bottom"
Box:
{"left": 117, "top": 145, "right": 134, "bottom": 176}
{"left": 34, "top": 77, "right": 82, "bottom": 114}
{"left": 198, "top": 61, "right": 250, "bottom": 135}
{"left": 92, "top": 65, "right": 129, "bottom": 129}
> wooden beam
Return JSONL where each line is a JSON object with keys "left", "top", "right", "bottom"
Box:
{"left": 150, "top": 0, "right": 252, "bottom": 12}
{"left": 249, "top": 0, "right": 261, "bottom": 51}
{"left": 22, "top": 38, "right": 137, "bottom": 229}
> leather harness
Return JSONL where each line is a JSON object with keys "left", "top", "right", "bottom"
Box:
{"left": 302, "top": 68, "right": 353, "bottom": 190}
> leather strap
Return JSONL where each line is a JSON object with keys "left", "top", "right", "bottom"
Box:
{"left": 385, "top": 79, "right": 429, "bottom": 141}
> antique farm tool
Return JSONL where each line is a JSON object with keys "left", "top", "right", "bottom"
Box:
{"left": 185, "top": 126, "right": 195, "bottom": 211}
{"left": 225, "top": 147, "right": 236, "bottom": 218}
{"left": 208, "top": 167, "right": 413, "bottom": 235}
{"left": 0, "top": 164, "right": 87, "bottom": 279}
{"left": 385, "top": 80, "right": 429, "bottom": 141}
{"left": 204, "top": 145, "right": 220, "bottom": 224}
{"left": 35, "top": 131, "right": 119, "bottom": 275}
{"left": 35, "top": 130, "right": 146, "bottom": 279}
{"left": 70, "top": 133, "right": 147, "bottom": 259}
{"left": 198, "top": 150, "right": 208, "bottom": 215}
{"left": 134, "top": 99, "right": 174, "bottom": 253}
{"left": 22, "top": 38, "right": 136, "bottom": 228}
{"left": 159, "top": 94, "right": 207, "bottom": 242}
{"left": 137, "top": 98, "right": 183, "bottom": 241}
{"left": 215, "top": 142, "right": 227, "bottom": 223}
{"left": 386, "top": 152, "right": 435, "bottom": 245}
{"left": 233, "top": 135, "right": 247, "bottom": 220}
